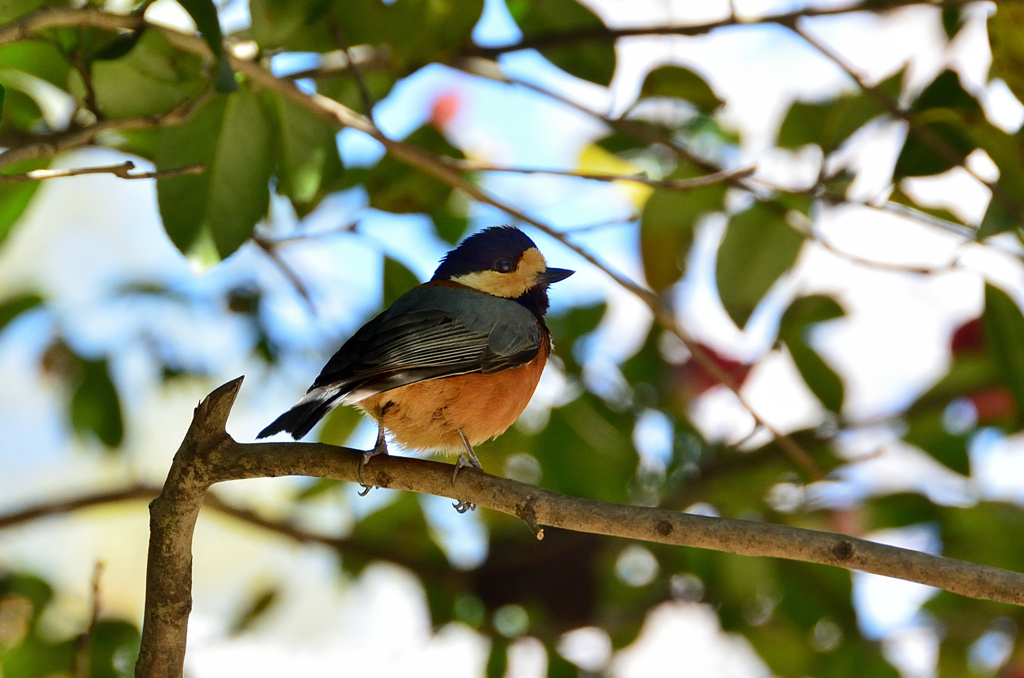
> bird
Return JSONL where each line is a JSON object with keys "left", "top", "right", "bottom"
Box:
{"left": 257, "top": 226, "right": 573, "bottom": 510}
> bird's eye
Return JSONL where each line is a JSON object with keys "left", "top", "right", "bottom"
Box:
{"left": 495, "top": 258, "right": 514, "bottom": 273}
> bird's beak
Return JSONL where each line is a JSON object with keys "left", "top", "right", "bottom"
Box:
{"left": 538, "top": 267, "right": 575, "bottom": 285}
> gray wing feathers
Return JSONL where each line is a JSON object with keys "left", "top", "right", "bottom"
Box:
{"left": 312, "top": 285, "right": 543, "bottom": 399}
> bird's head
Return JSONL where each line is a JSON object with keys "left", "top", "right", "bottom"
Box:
{"left": 431, "top": 227, "right": 574, "bottom": 309}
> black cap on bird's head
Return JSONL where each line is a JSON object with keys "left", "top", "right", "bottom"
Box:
{"left": 431, "top": 227, "right": 573, "bottom": 312}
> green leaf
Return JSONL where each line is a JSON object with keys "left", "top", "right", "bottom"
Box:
{"left": 359, "top": 125, "right": 463, "bottom": 215}
{"left": 89, "top": 29, "right": 205, "bottom": 118}
{"left": 71, "top": 358, "right": 124, "bottom": 448}
{"left": 716, "top": 202, "right": 804, "bottom": 328}
{"left": 639, "top": 165, "right": 728, "bottom": 292}
{"left": 382, "top": 256, "right": 420, "bottom": 307}
{"left": 0, "top": 41, "right": 70, "bottom": 89}
{"left": 156, "top": 90, "right": 272, "bottom": 258}
{"left": 911, "top": 70, "right": 981, "bottom": 115}
{"left": 176, "top": 0, "right": 236, "bottom": 91}
{"left": 903, "top": 410, "right": 970, "bottom": 475}
{"left": 983, "top": 283, "right": 1024, "bottom": 424}
{"left": 0, "top": 158, "right": 49, "bottom": 245}
{"left": 0, "top": 293, "right": 43, "bottom": 334}
{"left": 263, "top": 90, "right": 344, "bottom": 216}
{"left": 87, "top": 620, "right": 140, "bottom": 678}
{"left": 978, "top": 197, "right": 1016, "bottom": 238}
{"left": 230, "top": 587, "right": 279, "bottom": 634}
{"left": 638, "top": 65, "right": 722, "bottom": 114}
{"left": 318, "top": 404, "right": 364, "bottom": 446}
{"left": 0, "top": 0, "right": 51, "bottom": 24}
{"left": 893, "top": 114, "right": 974, "bottom": 178}
{"left": 777, "top": 92, "right": 885, "bottom": 155}
{"left": 0, "top": 82, "right": 5, "bottom": 118}
{"left": 987, "top": 3, "right": 1024, "bottom": 102}
{"left": 780, "top": 296, "right": 845, "bottom": 413}
{"left": 507, "top": 0, "right": 615, "bottom": 85}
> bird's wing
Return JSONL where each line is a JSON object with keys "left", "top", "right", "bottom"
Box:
{"left": 311, "top": 284, "right": 543, "bottom": 400}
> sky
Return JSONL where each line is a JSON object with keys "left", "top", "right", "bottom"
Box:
{"left": 2, "top": 0, "right": 1023, "bottom": 677}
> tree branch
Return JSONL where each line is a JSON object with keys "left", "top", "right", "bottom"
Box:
{"left": 442, "top": 159, "right": 756, "bottom": 191}
{"left": 465, "top": 0, "right": 1001, "bottom": 58}
{"left": 0, "top": 161, "right": 204, "bottom": 183}
{"left": 135, "top": 378, "right": 1024, "bottom": 677}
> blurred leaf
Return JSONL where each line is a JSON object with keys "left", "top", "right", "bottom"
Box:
{"left": 176, "top": 0, "right": 236, "bottom": 91}
{"left": 0, "top": 159, "right": 50, "bottom": 244}
{"left": 716, "top": 202, "right": 804, "bottom": 328}
{"left": 343, "top": 493, "right": 446, "bottom": 575}
{"left": 779, "top": 295, "right": 845, "bottom": 413}
{"left": 942, "top": 7, "right": 962, "bottom": 40}
{"left": 0, "top": 0, "right": 53, "bottom": 24}
{"left": 912, "top": 70, "right": 981, "bottom": 115}
{"left": 87, "top": 619, "right": 141, "bottom": 678}
{"left": 230, "top": 587, "right": 279, "bottom": 634}
{"left": 988, "top": 2, "right": 1024, "bottom": 102}
{"left": 978, "top": 197, "right": 1016, "bottom": 238}
{"left": 983, "top": 283, "right": 1024, "bottom": 424}
{"left": 249, "top": 0, "right": 329, "bottom": 49}
{"left": 894, "top": 115, "right": 974, "bottom": 178}
{"left": 507, "top": 0, "right": 615, "bottom": 85}
{"left": 89, "top": 29, "right": 205, "bottom": 119}
{"left": 639, "top": 165, "right": 728, "bottom": 291}
{"left": 382, "top": 256, "right": 420, "bottom": 307}
{"left": 777, "top": 92, "right": 885, "bottom": 155}
{"left": 638, "top": 65, "right": 722, "bottom": 113}
{"left": 485, "top": 638, "right": 509, "bottom": 678}
{"left": 867, "top": 493, "right": 940, "bottom": 530}
{"left": 156, "top": 90, "right": 272, "bottom": 258}
{"left": 263, "top": 90, "right": 344, "bottom": 216}
{"left": 357, "top": 125, "right": 463, "bottom": 215}
{"left": 546, "top": 301, "right": 607, "bottom": 375}
{"left": 0, "top": 293, "right": 43, "bottom": 334}
{"left": 903, "top": 410, "right": 970, "bottom": 475}
{"left": 430, "top": 199, "right": 469, "bottom": 245}
{"left": 0, "top": 41, "right": 70, "bottom": 89}
{"left": 71, "top": 357, "right": 124, "bottom": 448}
{"left": 318, "top": 404, "right": 364, "bottom": 446}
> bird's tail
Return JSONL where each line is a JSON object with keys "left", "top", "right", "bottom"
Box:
{"left": 256, "top": 387, "right": 344, "bottom": 440}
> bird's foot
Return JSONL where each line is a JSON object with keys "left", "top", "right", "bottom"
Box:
{"left": 358, "top": 429, "right": 389, "bottom": 495}
{"left": 452, "top": 429, "right": 482, "bottom": 512}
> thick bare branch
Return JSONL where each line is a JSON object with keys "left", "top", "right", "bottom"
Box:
{"left": 135, "top": 378, "right": 1024, "bottom": 677}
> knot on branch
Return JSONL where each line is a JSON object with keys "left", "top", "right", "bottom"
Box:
{"left": 832, "top": 540, "right": 854, "bottom": 561}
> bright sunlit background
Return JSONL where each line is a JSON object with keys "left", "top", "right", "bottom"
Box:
{"left": 3, "top": 0, "right": 1024, "bottom": 676}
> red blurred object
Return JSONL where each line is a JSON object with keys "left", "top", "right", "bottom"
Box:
{"left": 430, "top": 91, "right": 460, "bottom": 131}
{"left": 971, "top": 387, "right": 1017, "bottom": 423}
{"left": 951, "top": 317, "right": 984, "bottom": 354}
{"left": 672, "top": 344, "right": 752, "bottom": 401}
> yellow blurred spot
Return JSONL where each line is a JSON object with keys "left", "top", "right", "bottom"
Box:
{"left": 576, "top": 144, "right": 653, "bottom": 208}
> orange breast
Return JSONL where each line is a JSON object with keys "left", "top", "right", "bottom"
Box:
{"left": 358, "top": 334, "right": 550, "bottom": 455}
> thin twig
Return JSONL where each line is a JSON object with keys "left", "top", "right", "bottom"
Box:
{"left": 444, "top": 158, "right": 756, "bottom": 191}
{"left": 323, "top": 13, "right": 375, "bottom": 120}
{"left": 0, "top": 89, "right": 213, "bottom": 170}
{"left": 252, "top": 235, "right": 316, "bottom": 313}
{"left": 0, "top": 161, "right": 205, "bottom": 183}
{"left": 465, "top": 0, "right": 1003, "bottom": 58}
{"left": 809, "top": 229, "right": 963, "bottom": 275}
{"left": 74, "top": 561, "right": 104, "bottom": 678}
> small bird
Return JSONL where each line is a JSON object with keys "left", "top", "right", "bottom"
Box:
{"left": 257, "top": 226, "right": 573, "bottom": 508}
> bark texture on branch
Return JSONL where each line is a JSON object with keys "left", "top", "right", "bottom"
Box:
{"left": 135, "top": 378, "right": 1024, "bottom": 677}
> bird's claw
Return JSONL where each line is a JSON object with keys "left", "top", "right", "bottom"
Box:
{"left": 358, "top": 430, "right": 389, "bottom": 495}
{"left": 452, "top": 500, "right": 476, "bottom": 513}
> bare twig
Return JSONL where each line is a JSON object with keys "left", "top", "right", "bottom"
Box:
{"left": 0, "top": 90, "right": 213, "bottom": 170}
{"left": 465, "top": 0, "right": 1002, "bottom": 58}
{"left": 323, "top": 13, "right": 375, "bottom": 119}
{"left": 134, "top": 378, "right": 1024, "bottom": 677}
{"left": 444, "top": 158, "right": 756, "bottom": 191}
{"left": 74, "top": 562, "right": 105, "bottom": 678}
{"left": 0, "top": 161, "right": 205, "bottom": 183}
{"left": 252, "top": 235, "right": 316, "bottom": 313}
